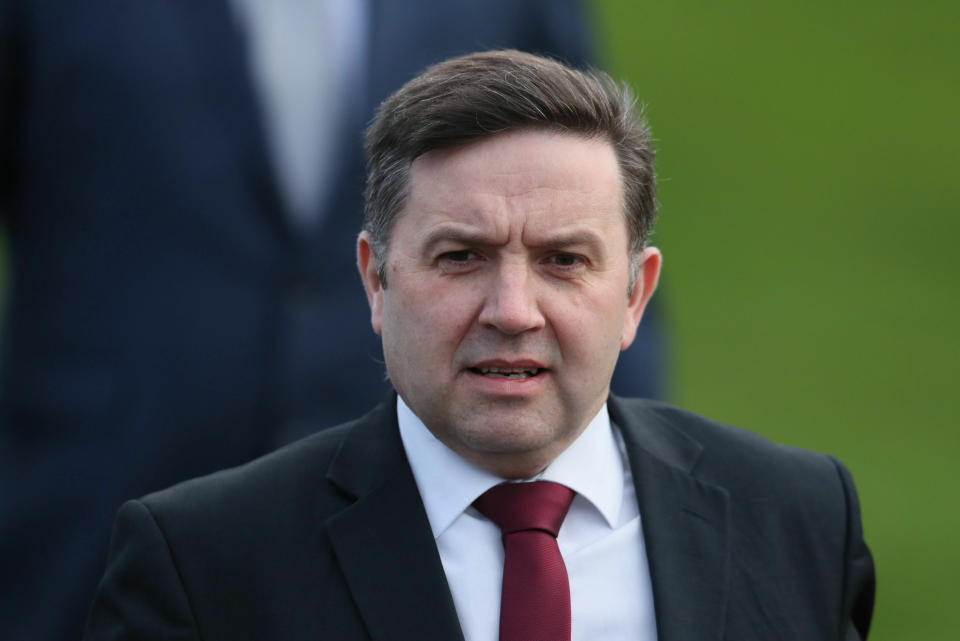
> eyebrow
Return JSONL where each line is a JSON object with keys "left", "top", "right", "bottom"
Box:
{"left": 532, "top": 230, "right": 607, "bottom": 253}
{"left": 421, "top": 226, "right": 492, "bottom": 254}
{"left": 420, "top": 224, "right": 606, "bottom": 255}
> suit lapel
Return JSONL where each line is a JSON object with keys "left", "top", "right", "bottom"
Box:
{"left": 325, "top": 397, "right": 465, "bottom": 641}
{"left": 322, "top": 393, "right": 730, "bottom": 641}
{"left": 610, "top": 397, "right": 731, "bottom": 641}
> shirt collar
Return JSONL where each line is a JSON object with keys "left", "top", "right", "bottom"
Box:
{"left": 397, "top": 396, "right": 625, "bottom": 538}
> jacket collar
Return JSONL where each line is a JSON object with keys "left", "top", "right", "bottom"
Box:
{"left": 609, "top": 395, "right": 731, "bottom": 641}
{"left": 324, "top": 394, "right": 465, "bottom": 641}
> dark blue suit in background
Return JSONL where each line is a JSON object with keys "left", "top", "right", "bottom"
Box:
{"left": 0, "top": 2, "right": 663, "bottom": 639}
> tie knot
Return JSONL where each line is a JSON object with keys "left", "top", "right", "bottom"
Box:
{"left": 474, "top": 481, "right": 575, "bottom": 537}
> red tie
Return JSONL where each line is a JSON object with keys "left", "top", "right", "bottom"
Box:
{"left": 474, "top": 481, "right": 576, "bottom": 641}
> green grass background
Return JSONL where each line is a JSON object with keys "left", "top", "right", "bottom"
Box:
{"left": 593, "top": 1, "right": 958, "bottom": 639}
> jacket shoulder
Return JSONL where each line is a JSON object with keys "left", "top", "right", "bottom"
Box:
{"left": 136, "top": 415, "right": 364, "bottom": 547}
{"left": 613, "top": 396, "right": 849, "bottom": 501}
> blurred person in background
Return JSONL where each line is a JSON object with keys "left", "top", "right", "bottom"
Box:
{"left": 0, "top": 1, "right": 665, "bottom": 639}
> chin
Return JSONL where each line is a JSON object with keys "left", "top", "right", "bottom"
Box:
{"left": 457, "top": 420, "right": 560, "bottom": 456}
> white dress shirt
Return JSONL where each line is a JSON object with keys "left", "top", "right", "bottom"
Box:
{"left": 397, "top": 397, "right": 658, "bottom": 641}
{"left": 229, "top": 0, "right": 367, "bottom": 228}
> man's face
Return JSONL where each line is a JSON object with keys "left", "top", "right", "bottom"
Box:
{"left": 358, "top": 130, "right": 660, "bottom": 478}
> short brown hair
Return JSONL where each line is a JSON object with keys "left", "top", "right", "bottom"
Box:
{"left": 363, "top": 49, "right": 656, "bottom": 288}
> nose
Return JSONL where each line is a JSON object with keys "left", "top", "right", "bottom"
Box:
{"left": 477, "top": 260, "right": 545, "bottom": 335}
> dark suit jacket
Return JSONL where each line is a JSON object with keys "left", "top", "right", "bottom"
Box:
{"left": 84, "top": 394, "right": 875, "bottom": 641}
{"left": 0, "top": 3, "right": 643, "bottom": 639}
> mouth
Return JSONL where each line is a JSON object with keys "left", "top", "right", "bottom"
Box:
{"left": 467, "top": 366, "right": 546, "bottom": 379}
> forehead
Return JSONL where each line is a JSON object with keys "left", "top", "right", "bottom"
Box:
{"left": 411, "top": 130, "right": 620, "bottom": 200}
{"left": 402, "top": 130, "right": 625, "bottom": 241}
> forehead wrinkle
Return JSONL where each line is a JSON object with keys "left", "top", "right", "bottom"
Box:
{"left": 411, "top": 184, "right": 624, "bottom": 254}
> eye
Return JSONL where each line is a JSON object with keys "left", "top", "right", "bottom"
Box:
{"left": 550, "top": 253, "right": 582, "bottom": 267}
{"left": 437, "top": 249, "right": 482, "bottom": 273}
{"left": 547, "top": 252, "right": 586, "bottom": 270}
{"left": 439, "top": 249, "right": 474, "bottom": 263}
{"left": 542, "top": 252, "right": 589, "bottom": 278}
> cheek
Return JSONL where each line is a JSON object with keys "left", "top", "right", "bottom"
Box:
{"left": 385, "top": 282, "right": 478, "bottom": 348}
{"left": 551, "top": 291, "right": 628, "bottom": 350}
{"left": 548, "top": 303, "right": 623, "bottom": 411}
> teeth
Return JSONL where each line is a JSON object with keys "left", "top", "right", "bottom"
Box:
{"left": 476, "top": 367, "right": 540, "bottom": 378}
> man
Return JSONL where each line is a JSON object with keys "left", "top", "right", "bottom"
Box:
{"left": 84, "top": 51, "right": 874, "bottom": 640}
{"left": 1, "top": 4, "right": 632, "bottom": 640}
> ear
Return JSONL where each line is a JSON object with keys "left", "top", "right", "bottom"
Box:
{"left": 357, "top": 231, "right": 384, "bottom": 336}
{"left": 620, "top": 247, "right": 662, "bottom": 350}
